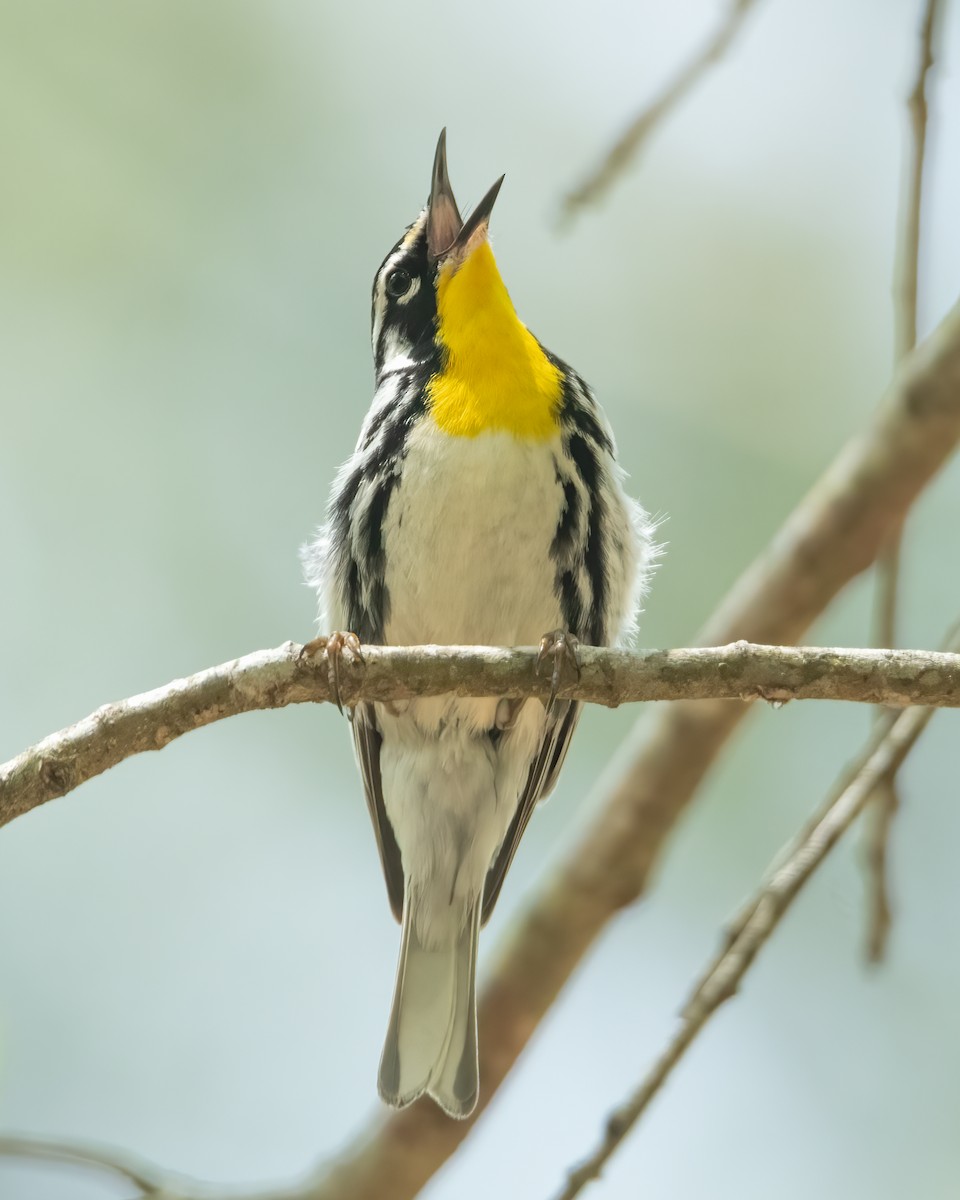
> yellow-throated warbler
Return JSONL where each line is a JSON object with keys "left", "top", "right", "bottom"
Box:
{"left": 303, "top": 132, "right": 655, "bottom": 1118}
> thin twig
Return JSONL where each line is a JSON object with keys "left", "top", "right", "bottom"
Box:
{"left": 866, "top": 0, "right": 946, "bottom": 964}
{"left": 0, "top": 1134, "right": 196, "bottom": 1198}
{"left": 688, "top": 617, "right": 959, "bottom": 1012}
{"left": 0, "top": 1134, "right": 319, "bottom": 1200}
{"left": 895, "top": 0, "right": 943, "bottom": 365}
{"left": 560, "top": 0, "right": 761, "bottom": 221}
{"left": 681, "top": 709, "right": 898, "bottom": 1017}
{"left": 863, "top": 768, "right": 898, "bottom": 960}
{"left": 553, "top": 624, "right": 959, "bottom": 1199}
{"left": 3, "top": 643, "right": 960, "bottom": 830}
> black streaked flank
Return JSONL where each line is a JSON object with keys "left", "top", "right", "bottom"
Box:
{"left": 551, "top": 477, "right": 581, "bottom": 561}
{"left": 554, "top": 369, "right": 614, "bottom": 645}
{"left": 329, "top": 381, "right": 429, "bottom": 645}
{"left": 378, "top": 384, "right": 428, "bottom": 461}
{"left": 541, "top": 350, "right": 615, "bottom": 455}
{"left": 567, "top": 432, "right": 599, "bottom": 491}
{"left": 583, "top": 490, "right": 608, "bottom": 644}
{"left": 360, "top": 403, "right": 391, "bottom": 452}
{"left": 568, "top": 395, "right": 613, "bottom": 456}
{"left": 558, "top": 569, "right": 584, "bottom": 637}
{"left": 332, "top": 463, "right": 363, "bottom": 523}
{"left": 565, "top": 430, "right": 608, "bottom": 641}
{"left": 361, "top": 480, "right": 392, "bottom": 572}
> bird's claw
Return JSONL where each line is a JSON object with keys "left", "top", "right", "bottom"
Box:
{"left": 536, "top": 629, "right": 581, "bottom": 716}
{"left": 299, "top": 631, "right": 364, "bottom": 714}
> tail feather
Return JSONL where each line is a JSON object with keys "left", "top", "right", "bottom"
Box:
{"left": 378, "top": 893, "right": 481, "bottom": 1119}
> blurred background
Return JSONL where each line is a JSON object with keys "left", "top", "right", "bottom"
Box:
{"left": 1, "top": 1, "right": 959, "bottom": 1196}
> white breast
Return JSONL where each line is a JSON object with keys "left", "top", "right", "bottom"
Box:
{"left": 381, "top": 419, "right": 566, "bottom": 646}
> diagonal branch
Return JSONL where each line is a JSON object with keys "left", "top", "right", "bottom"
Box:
{"left": 3, "top": 642, "right": 960, "bottom": 830}
{"left": 560, "top": 0, "right": 761, "bottom": 221}
{"left": 551, "top": 623, "right": 956, "bottom": 1199}
{"left": 866, "top": 0, "right": 947, "bottom": 964}
{"left": 685, "top": 621, "right": 960, "bottom": 1014}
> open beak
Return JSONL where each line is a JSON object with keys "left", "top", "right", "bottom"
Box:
{"left": 426, "top": 129, "right": 504, "bottom": 264}
{"left": 426, "top": 129, "right": 462, "bottom": 260}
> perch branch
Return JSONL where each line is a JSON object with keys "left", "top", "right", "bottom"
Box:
{"left": 560, "top": 0, "right": 761, "bottom": 220}
{"left": 552, "top": 633, "right": 954, "bottom": 1199}
{"left": 3, "top": 643, "right": 960, "bottom": 829}
{"left": 866, "top": 0, "right": 946, "bottom": 964}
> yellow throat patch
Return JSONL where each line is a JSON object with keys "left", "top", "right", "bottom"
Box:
{"left": 427, "top": 241, "right": 562, "bottom": 440}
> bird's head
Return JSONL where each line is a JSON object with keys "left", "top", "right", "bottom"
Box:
{"left": 370, "top": 131, "right": 561, "bottom": 438}
{"left": 371, "top": 130, "right": 504, "bottom": 375}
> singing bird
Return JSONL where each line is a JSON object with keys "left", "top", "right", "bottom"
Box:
{"left": 303, "top": 132, "right": 655, "bottom": 1118}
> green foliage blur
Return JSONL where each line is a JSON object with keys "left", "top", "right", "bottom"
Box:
{"left": 1, "top": 2, "right": 958, "bottom": 1197}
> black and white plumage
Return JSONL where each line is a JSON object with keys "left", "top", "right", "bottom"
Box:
{"left": 302, "top": 133, "right": 656, "bottom": 1118}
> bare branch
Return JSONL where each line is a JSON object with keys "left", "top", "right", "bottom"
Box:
{"left": 895, "top": 0, "right": 943, "bottom": 365}
{"left": 3, "top": 642, "right": 960, "bottom": 830}
{"left": 867, "top": 0, "right": 946, "bottom": 963}
{"left": 861, "top": 771, "right": 897, "bottom": 960}
{"left": 683, "top": 709, "right": 897, "bottom": 1018}
{"left": 0, "top": 1134, "right": 197, "bottom": 1198}
{"left": 560, "top": 0, "right": 761, "bottom": 221}
{"left": 0, "top": 1133, "right": 322, "bottom": 1200}
{"left": 682, "top": 620, "right": 960, "bottom": 1013}
{"left": 552, "top": 689, "right": 944, "bottom": 1199}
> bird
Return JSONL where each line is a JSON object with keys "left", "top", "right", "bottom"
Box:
{"left": 302, "top": 131, "right": 656, "bottom": 1119}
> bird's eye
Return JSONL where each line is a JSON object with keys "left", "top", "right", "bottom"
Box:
{"left": 385, "top": 268, "right": 412, "bottom": 298}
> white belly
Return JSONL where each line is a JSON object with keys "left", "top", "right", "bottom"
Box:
{"left": 381, "top": 419, "right": 565, "bottom": 646}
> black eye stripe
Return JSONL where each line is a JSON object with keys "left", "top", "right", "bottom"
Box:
{"left": 371, "top": 220, "right": 438, "bottom": 379}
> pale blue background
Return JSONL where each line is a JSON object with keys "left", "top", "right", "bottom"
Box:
{"left": 1, "top": 2, "right": 959, "bottom": 1197}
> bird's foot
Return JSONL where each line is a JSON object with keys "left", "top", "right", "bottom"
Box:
{"left": 536, "top": 629, "right": 581, "bottom": 716}
{"left": 299, "top": 631, "right": 364, "bottom": 714}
